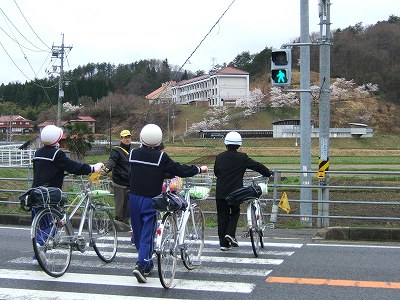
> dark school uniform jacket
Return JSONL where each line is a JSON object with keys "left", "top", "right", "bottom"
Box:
{"left": 32, "top": 146, "right": 93, "bottom": 189}
{"left": 129, "top": 146, "right": 201, "bottom": 197}
{"left": 105, "top": 143, "right": 131, "bottom": 187}
{"left": 214, "top": 149, "right": 271, "bottom": 200}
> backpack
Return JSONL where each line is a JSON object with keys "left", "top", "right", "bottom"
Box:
{"left": 19, "top": 186, "right": 67, "bottom": 211}
{"left": 225, "top": 185, "right": 262, "bottom": 206}
{"left": 152, "top": 191, "right": 187, "bottom": 211}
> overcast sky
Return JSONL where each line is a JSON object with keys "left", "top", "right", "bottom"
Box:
{"left": 0, "top": 0, "right": 398, "bottom": 85}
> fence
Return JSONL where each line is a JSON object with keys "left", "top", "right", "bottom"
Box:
{"left": 1, "top": 164, "right": 400, "bottom": 228}
{"left": 0, "top": 145, "right": 33, "bottom": 167}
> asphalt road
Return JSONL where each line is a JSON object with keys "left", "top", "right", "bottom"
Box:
{"left": 1, "top": 225, "right": 399, "bottom": 299}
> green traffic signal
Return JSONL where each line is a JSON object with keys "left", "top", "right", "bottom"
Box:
{"left": 271, "top": 69, "right": 288, "bottom": 84}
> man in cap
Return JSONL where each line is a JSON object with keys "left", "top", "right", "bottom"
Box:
{"left": 105, "top": 130, "right": 132, "bottom": 227}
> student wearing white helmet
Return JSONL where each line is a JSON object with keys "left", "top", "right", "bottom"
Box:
{"left": 214, "top": 131, "right": 272, "bottom": 251}
{"left": 128, "top": 123, "right": 208, "bottom": 283}
{"left": 31, "top": 125, "right": 104, "bottom": 262}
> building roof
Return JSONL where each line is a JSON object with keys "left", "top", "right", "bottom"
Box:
{"left": 145, "top": 81, "right": 176, "bottom": 100}
{"left": 38, "top": 116, "right": 96, "bottom": 127}
{"left": 173, "top": 66, "right": 249, "bottom": 87}
{"left": 71, "top": 116, "right": 96, "bottom": 122}
{"left": 0, "top": 115, "right": 32, "bottom": 122}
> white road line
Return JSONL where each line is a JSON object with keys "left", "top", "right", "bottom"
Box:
{"left": 0, "top": 287, "right": 184, "bottom": 300}
{"left": 116, "top": 243, "right": 296, "bottom": 255}
{"left": 118, "top": 244, "right": 294, "bottom": 256}
{"left": 0, "top": 269, "right": 255, "bottom": 293}
{"left": 10, "top": 257, "right": 274, "bottom": 276}
{"left": 118, "top": 236, "right": 303, "bottom": 248}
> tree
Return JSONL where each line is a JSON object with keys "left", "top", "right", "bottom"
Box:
{"left": 65, "top": 122, "right": 94, "bottom": 163}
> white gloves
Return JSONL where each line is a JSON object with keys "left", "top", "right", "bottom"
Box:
{"left": 91, "top": 162, "right": 104, "bottom": 173}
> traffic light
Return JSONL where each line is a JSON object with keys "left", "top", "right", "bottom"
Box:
{"left": 271, "top": 49, "right": 291, "bottom": 86}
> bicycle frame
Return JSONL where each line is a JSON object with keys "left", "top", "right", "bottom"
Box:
{"left": 246, "top": 198, "right": 264, "bottom": 230}
{"left": 30, "top": 173, "right": 117, "bottom": 278}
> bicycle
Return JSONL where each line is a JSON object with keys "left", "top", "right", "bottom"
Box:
{"left": 31, "top": 172, "right": 118, "bottom": 277}
{"left": 242, "top": 174, "right": 270, "bottom": 258}
{"left": 153, "top": 174, "right": 212, "bottom": 289}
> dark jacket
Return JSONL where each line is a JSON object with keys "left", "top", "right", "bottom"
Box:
{"left": 32, "top": 146, "right": 92, "bottom": 189}
{"left": 214, "top": 149, "right": 271, "bottom": 200}
{"left": 129, "top": 146, "right": 201, "bottom": 197}
{"left": 105, "top": 143, "right": 131, "bottom": 187}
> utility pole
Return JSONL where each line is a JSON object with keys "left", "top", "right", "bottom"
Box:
{"left": 51, "top": 34, "right": 72, "bottom": 126}
{"left": 318, "top": 0, "right": 331, "bottom": 228}
{"left": 299, "top": 0, "right": 312, "bottom": 227}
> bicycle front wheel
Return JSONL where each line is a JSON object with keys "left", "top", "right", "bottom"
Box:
{"left": 89, "top": 204, "right": 118, "bottom": 262}
{"left": 182, "top": 205, "right": 205, "bottom": 270}
{"left": 32, "top": 207, "right": 72, "bottom": 277}
{"left": 249, "top": 202, "right": 261, "bottom": 257}
{"left": 157, "top": 212, "right": 177, "bottom": 289}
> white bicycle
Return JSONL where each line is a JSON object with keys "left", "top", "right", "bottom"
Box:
{"left": 243, "top": 175, "right": 269, "bottom": 257}
{"left": 153, "top": 174, "right": 212, "bottom": 289}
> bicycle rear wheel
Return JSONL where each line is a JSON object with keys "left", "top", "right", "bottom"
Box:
{"left": 249, "top": 202, "right": 261, "bottom": 257}
{"left": 182, "top": 205, "right": 205, "bottom": 270}
{"left": 32, "top": 207, "right": 72, "bottom": 277}
{"left": 157, "top": 212, "right": 177, "bottom": 289}
{"left": 89, "top": 204, "right": 118, "bottom": 262}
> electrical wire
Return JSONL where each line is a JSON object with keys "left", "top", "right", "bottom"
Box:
{"left": 13, "top": 0, "right": 51, "bottom": 51}
{"left": 137, "top": 0, "right": 237, "bottom": 130}
{"left": 0, "top": 7, "right": 48, "bottom": 52}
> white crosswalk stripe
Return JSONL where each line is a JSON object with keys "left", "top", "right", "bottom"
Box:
{"left": 3, "top": 235, "right": 304, "bottom": 299}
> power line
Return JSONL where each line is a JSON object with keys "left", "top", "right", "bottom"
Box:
{"left": 0, "top": 7, "right": 48, "bottom": 52}
{"left": 13, "top": 0, "right": 51, "bottom": 51}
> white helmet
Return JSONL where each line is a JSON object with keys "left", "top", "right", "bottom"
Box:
{"left": 224, "top": 131, "right": 242, "bottom": 146}
{"left": 140, "top": 124, "right": 162, "bottom": 147}
{"left": 41, "top": 125, "right": 63, "bottom": 146}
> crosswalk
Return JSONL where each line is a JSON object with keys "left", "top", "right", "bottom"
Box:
{"left": 1, "top": 234, "right": 304, "bottom": 299}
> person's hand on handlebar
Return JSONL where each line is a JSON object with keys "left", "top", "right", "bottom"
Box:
{"left": 91, "top": 162, "right": 104, "bottom": 173}
{"left": 200, "top": 166, "right": 208, "bottom": 173}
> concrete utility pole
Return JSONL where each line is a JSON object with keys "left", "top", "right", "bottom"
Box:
{"left": 51, "top": 34, "right": 72, "bottom": 126}
{"left": 299, "top": 0, "right": 313, "bottom": 227}
{"left": 317, "top": 0, "right": 331, "bottom": 227}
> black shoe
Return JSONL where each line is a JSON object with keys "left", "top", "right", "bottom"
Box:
{"left": 225, "top": 235, "right": 239, "bottom": 247}
{"left": 144, "top": 265, "right": 154, "bottom": 276}
{"left": 133, "top": 265, "right": 147, "bottom": 283}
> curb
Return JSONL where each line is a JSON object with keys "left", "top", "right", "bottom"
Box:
{"left": 314, "top": 226, "right": 400, "bottom": 242}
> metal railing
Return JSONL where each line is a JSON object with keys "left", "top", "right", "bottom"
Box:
{"left": 1, "top": 165, "right": 400, "bottom": 228}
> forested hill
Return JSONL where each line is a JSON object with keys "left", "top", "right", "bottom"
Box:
{"left": 0, "top": 15, "right": 399, "bottom": 119}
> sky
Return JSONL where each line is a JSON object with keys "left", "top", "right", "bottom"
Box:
{"left": 0, "top": 0, "right": 399, "bottom": 85}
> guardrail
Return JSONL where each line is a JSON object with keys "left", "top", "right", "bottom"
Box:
{"left": 1, "top": 165, "right": 400, "bottom": 228}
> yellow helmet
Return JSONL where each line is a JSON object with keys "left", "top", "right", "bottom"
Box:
{"left": 120, "top": 130, "right": 131, "bottom": 137}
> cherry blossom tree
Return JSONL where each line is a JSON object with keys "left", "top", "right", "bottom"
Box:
{"left": 269, "top": 87, "right": 299, "bottom": 107}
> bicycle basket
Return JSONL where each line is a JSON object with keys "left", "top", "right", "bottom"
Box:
{"left": 243, "top": 171, "right": 269, "bottom": 195}
{"left": 152, "top": 191, "right": 188, "bottom": 211}
{"left": 186, "top": 173, "right": 213, "bottom": 200}
{"left": 20, "top": 186, "right": 67, "bottom": 209}
{"left": 225, "top": 185, "right": 262, "bottom": 206}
